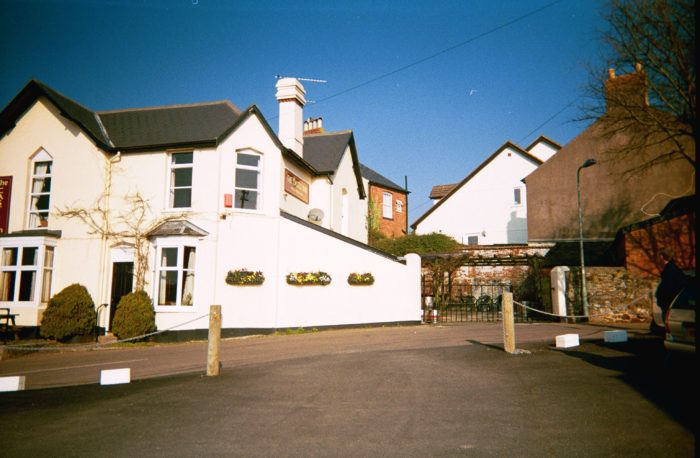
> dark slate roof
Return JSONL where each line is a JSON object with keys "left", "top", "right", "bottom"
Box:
{"left": 359, "top": 163, "right": 407, "bottom": 194}
{"left": 0, "top": 80, "right": 112, "bottom": 149}
{"left": 541, "top": 240, "right": 621, "bottom": 268}
{"left": 0, "top": 80, "right": 325, "bottom": 178}
{"left": 303, "top": 130, "right": 366, "bottom": 199}
{"left": 303, "top": 131, "right": 353, "bottom": 173}
{"left": 99, "top": 101, "right": 242, "bottom": 150}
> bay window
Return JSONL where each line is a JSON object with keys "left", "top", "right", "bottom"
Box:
{"left": 156, "top": 244, "right": 196, "bottom": 307}
{"left": 0, "top": 243, "right": 54, "bottom": 304}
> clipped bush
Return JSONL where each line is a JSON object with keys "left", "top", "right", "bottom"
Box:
{"left": 372, "top": 232, "right": 462, "bottom": 256}
{"left": 111, "top": 290, "right": 156, "bottom": 340}
{"left": 40, "top": 283, "right": 97, "bottom": 341}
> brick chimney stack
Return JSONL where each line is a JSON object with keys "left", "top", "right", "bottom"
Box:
{"left": 304, "top": 117, "right": 324, "bottom": 135}
{"left": 604, "top": 63, "right": 648, "bottom": 113}
{"left": 276, "top": 78, "right": 306, "bottom": 156}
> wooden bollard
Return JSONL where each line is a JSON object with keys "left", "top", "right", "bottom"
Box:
{"left": 207, "top": 305, "right": 222, "bottom": 376}
{"left": 502, "top": 292, "right": 515, "bottom": 354}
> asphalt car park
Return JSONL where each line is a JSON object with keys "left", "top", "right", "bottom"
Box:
{"left": 2, "top": 323, "right": 696, "bottom": 457}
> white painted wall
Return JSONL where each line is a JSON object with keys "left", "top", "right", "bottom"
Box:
{"left": 327, "top": 147, "right": 367, "bottom": 243}
{"left": 527, "top": 140, "right": 558, "bottom": 163}
{"left": 414, "top": 146, "right": 540, "bottom": 245}
{"left": 0, "top": 98, "right": 109, "bottom": 325}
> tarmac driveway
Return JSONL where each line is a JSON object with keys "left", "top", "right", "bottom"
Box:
{"left": 1, "top": 322, "right": 695, "bottom": 457}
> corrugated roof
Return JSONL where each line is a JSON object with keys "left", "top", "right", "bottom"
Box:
{"left": 359, "top": 163, "right": 407, "bottom": 193}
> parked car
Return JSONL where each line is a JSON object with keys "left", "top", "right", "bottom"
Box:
{"left": 651, "top": 269, "right": 694, "bottom": 336}
{"left": 664, "top": 283, "right": 696, "bottom": 354}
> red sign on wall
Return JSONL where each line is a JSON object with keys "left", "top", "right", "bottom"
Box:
{"left": 0, "top": 176, "right": 11, "bottom": 234}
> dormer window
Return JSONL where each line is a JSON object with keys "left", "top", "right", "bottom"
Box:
{"left": 28, "top": 150, "right": 52, "bottom": 228}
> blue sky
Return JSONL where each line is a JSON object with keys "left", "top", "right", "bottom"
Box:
{"left": 0, "top": 0, "right": 608, "bottom": 225}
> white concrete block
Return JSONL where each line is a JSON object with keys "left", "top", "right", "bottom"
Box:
{"left": 555, "top": 333, "right": 580, "bottom": 348}
{"left": 100, "top": 368, "right": 131, "bottom": 385}
{"left": 0, "top": 375, "right": 26, "bottom": 392}
{"left": 604, "top": 330, "right": 628, "bottom": 343}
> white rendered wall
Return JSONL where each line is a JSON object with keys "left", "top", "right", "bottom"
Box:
{"left": 275, "top": 218, "right": 420, "bottom": 327}
{"left": 527, "top": 140, "right": 558, "bottom": 163}
{"left": 327, "top": 147, "right": 367, "bottom": 243}
{"left": 414, "top": 147, "right": 539, "bottom": 244}
{"left": 0, "top": 98, "right": 109, "bottom": 324}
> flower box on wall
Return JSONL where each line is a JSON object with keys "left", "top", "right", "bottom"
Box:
{"left": 347, "top": 272, "right": 375, "bottom": 286}
{"left": 226, "top": 269, "right": 265, "bottom": 286}
{"left": 286, "top": 272, "right": 332, "bottom": 286}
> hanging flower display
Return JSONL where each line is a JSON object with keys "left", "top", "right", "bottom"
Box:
{"left": 347, "top": 272, "right": 375, "bottom": 285}
{"left": 226, "top": 269, "right": 265, "bottom": 286}
{"left": 286, "top": 271, "right": 332, "bottom": 286}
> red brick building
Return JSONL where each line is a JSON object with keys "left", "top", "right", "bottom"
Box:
{"left": 361, "top": 164, "right": 408, "bottom": 239}
{"left": 616, "top": 195, "right": 696, "bottom": 278}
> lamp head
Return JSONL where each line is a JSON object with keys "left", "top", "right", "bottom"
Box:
{"left": 581, "top": 158, "right": 597, "bottom": 168}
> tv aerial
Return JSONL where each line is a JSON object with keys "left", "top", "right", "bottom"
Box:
{"left": 275, "top": 75, "right": 327, "bottom": 103}
{"left": 275, "top": 75, "right": 327, "bottom": 84}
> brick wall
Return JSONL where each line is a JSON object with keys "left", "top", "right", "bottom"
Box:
{"left": 565, "top": 267, "right": 655, "bottom": 323}
{"left": 368, "top": 184, "right": 407, "bottom": 239}
{"left": 624, "top": 213, "right": 695, "bottom": 278}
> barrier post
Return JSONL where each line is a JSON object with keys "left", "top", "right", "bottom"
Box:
{"left": 502, "top": 292, "right": 515, "bottom": 354}
{"left": 207, "top": 305, "right": 222, "bottom": 376}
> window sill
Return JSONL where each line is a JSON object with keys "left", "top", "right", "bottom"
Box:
{"left": 154, "top": 306, "right": 197, "bottom": 313}
{"left": 162, "top": 207, "right": 192, "bottom": 213}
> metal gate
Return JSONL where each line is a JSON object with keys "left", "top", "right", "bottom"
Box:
{"left": 421, "top": 281, "right": 532, "bottom": 324}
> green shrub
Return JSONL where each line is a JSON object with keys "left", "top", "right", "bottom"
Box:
{"left": 40, "top": 283, "right": 97, "bottom": 341}
{"left": 111, "top": 290, "right": 156, "bottom": 340}
{"left": 372, "top": 232, "right": 462, "bottom": 256}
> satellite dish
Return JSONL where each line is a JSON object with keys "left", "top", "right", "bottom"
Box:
{"left": 307, "top": 208, "right": 324, "bottom": 223}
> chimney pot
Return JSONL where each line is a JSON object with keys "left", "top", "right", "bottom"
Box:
{"left": 608, "top": 68, "right": 616, "bottom": 80}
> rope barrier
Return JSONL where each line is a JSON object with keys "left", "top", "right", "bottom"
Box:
{"left": 2, "top": 313, "right": 211, "bottom": 352}
{"left": 513, "top": 297, "right": 645, "bottom": 320}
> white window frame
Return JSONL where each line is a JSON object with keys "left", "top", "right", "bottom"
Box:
{"left": 168, "top": 151, "right": 193, "bottom": 209}
{"left": 0, "top": 237, "right": 56, "bottom": 306}
{"left": 234, "top": 149, "right": 263, "bottom": 212}
{"left": 27, "top": 150, "right": 53, "bottom": 229}
{"left": 382, "top": 192, "right": 393, "bottom": 219}
{"left": 154, "top": 239, "right": 197, "bottom": 310}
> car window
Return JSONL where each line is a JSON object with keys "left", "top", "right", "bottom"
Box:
{"left": 671, "top": 285, "right": 696, "bottom": 311}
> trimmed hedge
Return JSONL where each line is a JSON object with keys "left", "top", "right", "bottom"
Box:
{"left": 111, "top": 290, "right": 156, "bottom": 340}
{"left": 40, "top": 283, "right": 97, "bottom": 341}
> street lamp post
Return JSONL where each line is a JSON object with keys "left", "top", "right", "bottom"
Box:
{"left": 577, "top": 158, "right": 596, "bottom": 320}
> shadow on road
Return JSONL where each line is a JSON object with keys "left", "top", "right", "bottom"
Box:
{"left": 555, "top": 336, "right": 696, "bottom": 432}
